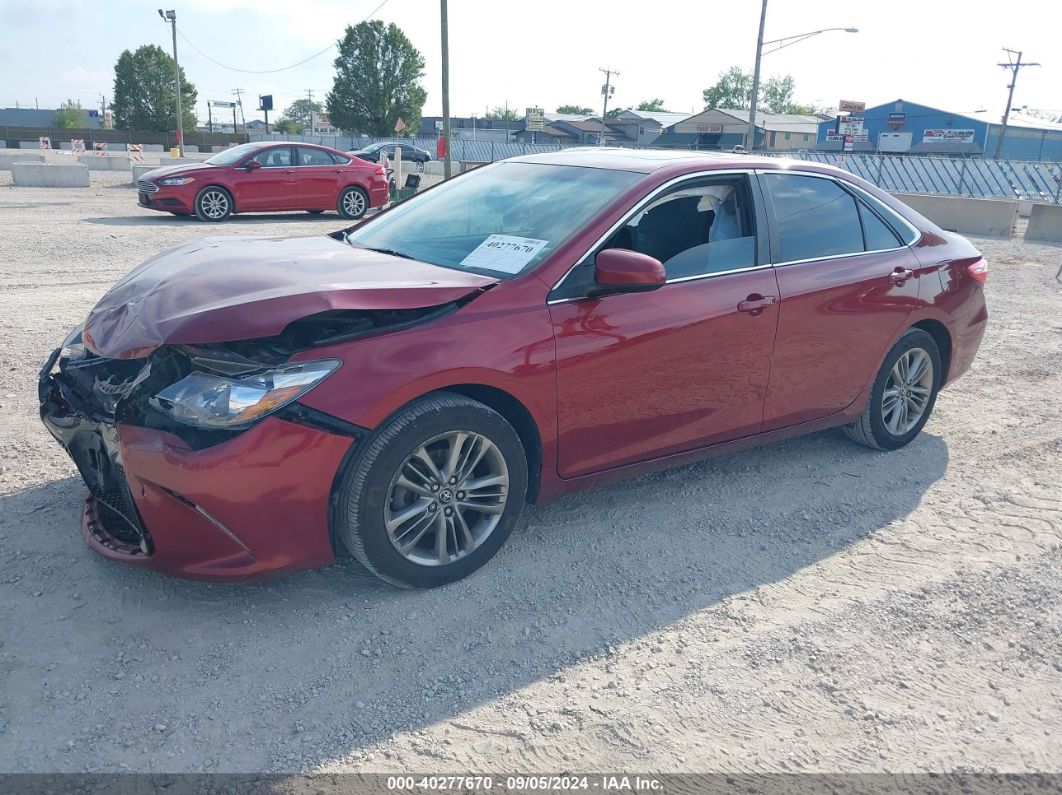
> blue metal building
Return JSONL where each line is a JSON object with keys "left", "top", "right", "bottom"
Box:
{"left": 816, "top": 99, "right": 1062, "bottom": 161}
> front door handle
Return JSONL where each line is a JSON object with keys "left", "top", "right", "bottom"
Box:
{"left": 737, "top": 294, "right": 777, "bottom": 315}
{"left": 889, "top": 267, "right": 914, "bottom": 285}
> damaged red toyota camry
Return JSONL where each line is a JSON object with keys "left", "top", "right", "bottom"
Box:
{"left": 40, "top": 149, "right": 988, "bottom": 587}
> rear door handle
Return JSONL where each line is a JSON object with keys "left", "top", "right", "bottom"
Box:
{"left": 889, "top": 267, "right": 914, "bottom": 285}
{"left": 738, "top": 295, "right": 777, "bottom": 314}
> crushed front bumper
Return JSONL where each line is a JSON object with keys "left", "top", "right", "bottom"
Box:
{"left": 39, "top": 348, "right": 358, "bottom": 581}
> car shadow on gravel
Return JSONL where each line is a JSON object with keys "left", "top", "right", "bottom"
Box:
{"left": 1, "top": 429, "right": 949, "bottom": 772}
{"left": 84, "top": 213, "right": 349, "bottom": 227}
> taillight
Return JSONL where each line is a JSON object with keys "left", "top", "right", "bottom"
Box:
{"left": 967, "top": 258, "right": 988, "bottom": 284}
{"left": 374, "top": 165, "right": 385, "bottom": 176}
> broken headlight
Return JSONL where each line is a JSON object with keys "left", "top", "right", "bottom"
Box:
{"left": 151, "top": 359, "right": 340, "bottom": 429}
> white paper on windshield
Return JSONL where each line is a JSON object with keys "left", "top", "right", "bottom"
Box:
{"left": 461, "top": 234, "right": 549, "bottom": 274}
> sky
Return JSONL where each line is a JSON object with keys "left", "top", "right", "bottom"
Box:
{"left": 1, "top": 0, "right": 1059, "bottom": 125}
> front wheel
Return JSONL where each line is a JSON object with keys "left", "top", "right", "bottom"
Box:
{"left": 194, "top": 186, "right": 233, "bottom": 222}
{"left": 335, "top": 392, "right": 528, "bottom": 588}
{"left": 337, "top": 186, "right": 369, "bottom": 219}
{"left": 843, "top": 328, "right": 942, "bottom": 451}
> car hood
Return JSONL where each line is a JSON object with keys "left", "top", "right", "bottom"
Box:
{"left": 137, "top": 162, "right": 216, "bottom": 181}
{"left": 82, "top": 235, "right": 498, "bottom": 359}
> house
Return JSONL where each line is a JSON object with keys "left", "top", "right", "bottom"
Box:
{"left": 654, "top": 108, "right": 820, "bottom": 151}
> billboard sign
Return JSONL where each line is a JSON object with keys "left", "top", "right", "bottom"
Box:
{"left": 923, "top": 128, "right": 975, "bottom": 144}
{"left": 838, "top": 99, "right": 865, "bottom": 113}
{"left": 525, "top": 107, "right": 544, "bottom": 131}
{"left": 838, "top": 116, "right": 864, "bottom": 136}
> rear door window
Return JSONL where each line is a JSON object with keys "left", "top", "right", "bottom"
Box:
{"left": 295, "top": 147, "right": 335, "bottom": 167}
{"left": 764, "top": 173, "right": 864, "bottom": 262}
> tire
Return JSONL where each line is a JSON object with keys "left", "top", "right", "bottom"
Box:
{"left": 843, "top": 328, "right": 942, "bottom": 451}
{"left": 337, "top": 186, "right": 369, "bottom": 219}
{"left": 335, "top": 392, "right": 528, "bottom": 588}
{"left": 194, "top": 186, "right": 233, "bottom": 222}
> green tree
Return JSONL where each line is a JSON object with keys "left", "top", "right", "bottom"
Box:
{"left": 283, "top": 98, "right": 323, "bottom": 127}
{"left": 484, "top": 106, "right": 519, "bottom": 121}
{"left": 274, "top": 117, "right": 304, "bottom": 135}
{"left": 111, "top": 45, "right": 197, "bottom": 131}
{"left": 54, "top": 99, "right": 84, "bottom": 128}
{"left": 556, "top": 104, "right": 593, "bottom": 115}
{"left": 702, "top": 67, "right": 812, "bottom": 113}
{"left": 702, "top": 66, "right": 753, "bottom": 109}
{"left": 636, "top": 98, "right": 668, "bottom": 112}
{"left": 326, "top": 20, "right": 426, "bottom": 136}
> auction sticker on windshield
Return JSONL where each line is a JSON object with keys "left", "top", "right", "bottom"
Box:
{"left": 461, "top": 234, "right": 548, "bottom": 274}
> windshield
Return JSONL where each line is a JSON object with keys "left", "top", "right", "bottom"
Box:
{"left": 204, "top": 143, "right": 261, "bottom": 166}
{"left": 344, "top": 162, "right": 641, "bottom": 278}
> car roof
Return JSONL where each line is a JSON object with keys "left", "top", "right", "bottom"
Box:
{"left": 508, "top": 147, "right": 787, "bottom": 174}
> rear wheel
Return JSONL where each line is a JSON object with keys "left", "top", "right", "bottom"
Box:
{"left": 337, "top": 186, "right": 369, "bottom": 219}
{"left": 335, "top": 392, "right": 528, "bottom": 588}
{"left": 843, "top": 328, "right": 942, "bottom": 451}
{"left": 194, "top": 186, "right": 233, "bottom": 222}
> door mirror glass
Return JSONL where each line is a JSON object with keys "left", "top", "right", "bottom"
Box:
{"left": 592, "top": 248, "right": 665, "bottom": 295}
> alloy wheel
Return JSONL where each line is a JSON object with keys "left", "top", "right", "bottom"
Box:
{"left": 384, "top": 431, "right": 509, "bottom": 566}
{"left": 343, "top": 189, "right": 366, "bottom": 217}
{"left": 882, "top": 347, "right": 934, "bottom": 435}
{"left": 199, "top": 190, "right": 229, "bottom": 220}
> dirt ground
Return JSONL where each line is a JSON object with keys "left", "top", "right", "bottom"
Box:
{"left": 0, "top": 172, "right": 1060, "bottom": 775}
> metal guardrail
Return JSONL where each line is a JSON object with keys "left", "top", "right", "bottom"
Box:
{"left": 764, "top": 152, "right": 1062, "bottom": 204}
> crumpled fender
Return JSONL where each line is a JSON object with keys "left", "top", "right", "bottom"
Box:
{"left": 83, "top": 236, "right": 497, "bottom": 359}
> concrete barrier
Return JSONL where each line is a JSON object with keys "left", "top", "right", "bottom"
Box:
{"left": 0, "top": 152, "right": 46, "bottom": 170}
{"left": 12, "top": 162, "right": 90, "bottom": 187}
{"left": 78, "top": 155, "right": 132, "bottom": 171}
{"left": 183, "top": 144, "right": 199, "bottom": 153}
{"left": 891, "top": 193, "right": 1017, "bottom": 238}
{"left": 1024, "top": 204, "right": 1062, "bottom": 243}
{"left": 142, "top": 144, "right": 165, "bottom": 152}
{"left": 131, "top": 164, "right": 163, "bottom": 183}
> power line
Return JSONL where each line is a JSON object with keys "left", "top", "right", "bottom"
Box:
{"left": 173, "top": 0, "right": 389, "bottom": 75}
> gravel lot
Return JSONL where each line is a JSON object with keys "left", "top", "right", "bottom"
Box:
{"left": 0, "top": 171, "right": 1060, "bottom": 774}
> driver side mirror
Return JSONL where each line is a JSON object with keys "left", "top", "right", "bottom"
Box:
{"left": 590, "top": 248, "right": 665, "bottom": 297}
{"left": 244, "top": 160, "right": 261, "bottom": 171}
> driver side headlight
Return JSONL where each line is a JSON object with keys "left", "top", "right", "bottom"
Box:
{"left": 151, "top": 360, "right": 340, "bottom": 429}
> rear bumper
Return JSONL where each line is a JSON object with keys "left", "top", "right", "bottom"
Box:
{"left": 40, "top": 356, "right": 356, "bottom": 581}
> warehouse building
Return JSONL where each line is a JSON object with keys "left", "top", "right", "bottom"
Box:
{"left": 816, "top": 99, "right": 1062, "bottom": 160}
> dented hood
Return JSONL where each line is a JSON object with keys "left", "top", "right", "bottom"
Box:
{"left": 83, "top": 235, "right": 498, "bottom": 359}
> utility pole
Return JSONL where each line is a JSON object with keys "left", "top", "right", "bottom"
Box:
{"left": 994, "top": 48, "right": 1040, "bottom": 159}
{"left": 99, "top": 94, "right": 107, "bottom": 129}
{"left": 745, "top": 0, "right": 769, "bottom": 151}
{"left": 440, "top": 0, "right": 453, "bottom": 179}
{"left": 158, "top": 9, "right": 184, "bottom": 156}
{"left": 599, "top": 68, "right": 619, "bottom": 145}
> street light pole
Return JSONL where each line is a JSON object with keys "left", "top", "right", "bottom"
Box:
{"left": 744, "top": 11, "right": 859, "bottom": 151}
{"left": 440, "top": 0, "right": 452, "bottom": 179}
{"left": 744, "top": 0, "right": 768, "bottom": 151}
{"left": 158, "top": 9, "right": 184, "bottom": 156}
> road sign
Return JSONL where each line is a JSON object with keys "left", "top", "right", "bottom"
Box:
{"left": 838, "top": 99, "right": 865, "bottom": 113}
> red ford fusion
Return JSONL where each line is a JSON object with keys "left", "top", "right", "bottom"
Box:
{"left": 42, "top": 149, "right": 988, "bottom": 587}
{"left": 135, "top": 141, "right": 389, "bottom": 222}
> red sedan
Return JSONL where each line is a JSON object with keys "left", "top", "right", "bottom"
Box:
{"left": 136, "top": 141, "right": 390, "bottom": 221}
{"left": 42, "top": 150, "right": 987, "bottom": 587}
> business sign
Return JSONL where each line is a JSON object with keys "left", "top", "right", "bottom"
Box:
{"left": 888, "top": 112, "right": 906, "bottom": 129}
{"left": 827, "top": 130, "right": 868, "bottom": 143}
{"left": 923, "top": 128, "right": 975, "bottom": 144}
{"left": 838, "top": 116, "right": 864, "bottom": 136}
{"left": 525, "top": 107, "right": 544, "bottom": 131}
{"left": 838, "top": 99, "right": 865, "bottom": 113}
{"left": 696, "top": 124, "right": 723, "bottom": 134}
